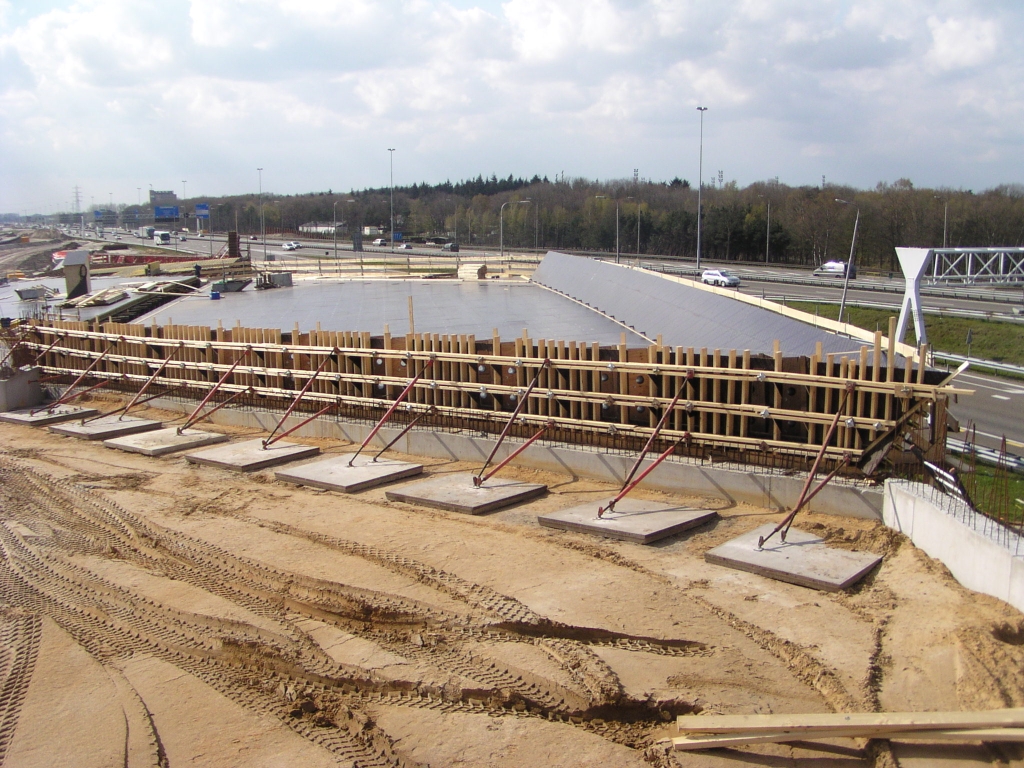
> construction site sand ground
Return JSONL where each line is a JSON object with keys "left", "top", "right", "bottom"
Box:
{"left": 1, "top": 394, "right": 1023, "bottom": 767}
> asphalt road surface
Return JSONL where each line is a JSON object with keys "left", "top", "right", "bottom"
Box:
{"left": 947, "top": 370, "right": 1024, "bottom": 458}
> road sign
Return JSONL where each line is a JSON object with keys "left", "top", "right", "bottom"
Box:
{"left": 195, "top": 203, "right": 210, "bottom": 219}
{"left": 154, "top": 206, "right": 179, "bottom": 220}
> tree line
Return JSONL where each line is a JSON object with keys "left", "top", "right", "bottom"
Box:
{"left": 112, "top": 176, "right": 1024, "bottom": 270}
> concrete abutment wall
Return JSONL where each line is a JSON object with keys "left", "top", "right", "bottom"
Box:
{"left": 150, "top": 397, "right": 884, "bottom": 519}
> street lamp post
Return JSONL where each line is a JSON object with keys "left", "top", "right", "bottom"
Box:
{"left": 934, "top": 195, "right": 948, "bottom": 248}
{"left": 257, "top": 168, "right": 266, "bottom": 262}
{"left": 596, "top": 195, "right": 620, "bottom": 263}
{"left": 388, "top": 148, "right": 395, "bottom": 257}
{"left": 696, "top": 106, "right": 707, "bottom": 270}
{"left": 835, "top": 198, "right": 860, "bottom": 324}
{"left": 500, "top": 200, "right": 530, "bottom": 265}
{"left": 759, "top": 194, "right": 771, "bottom": 265}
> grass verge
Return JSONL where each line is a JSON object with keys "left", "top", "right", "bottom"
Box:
{"left": 789, "top": 302, "right": 1024, "bottom": 367}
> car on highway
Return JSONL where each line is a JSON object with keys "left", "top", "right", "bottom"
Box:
{"left": 701, "top": 268, "right": 740, "bottom": 287}
{"left": 398, "top": 243, "right": 413, "bottom": 249}
{"left": 441, "top": 242, "right": 459, "bottom": 252}
{"left": 813, "top": 260, "right": 857, "bottom": 279}
{"left": 250, "top": 235, "right": 259, "bottom": 241}
{"left": 282, "top": 241, "right": 301, "bottom": 251}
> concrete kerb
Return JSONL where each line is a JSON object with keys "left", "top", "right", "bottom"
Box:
{"left": 146, "top": 397, "right": 883, "bottom": 519}
{"left": 882, "top": 480, "right": 1024, "bottom": 614}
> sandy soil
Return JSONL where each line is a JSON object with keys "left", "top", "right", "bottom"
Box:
{"left": 0, "top": 396, "right": 1022, "bottom": 767}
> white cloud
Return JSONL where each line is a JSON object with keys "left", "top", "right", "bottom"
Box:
{"left": 1, "top": 0, "right": 1023, "bottom": 213}
{"left": 927, "top": 15, "right": 998, "bottom": 71}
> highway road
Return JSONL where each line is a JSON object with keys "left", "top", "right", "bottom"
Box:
{"left": 948, "top": 370, "right": 1024, "bottom": 458}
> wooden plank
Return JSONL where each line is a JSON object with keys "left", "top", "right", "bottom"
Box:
{"left": 677, "top": 708, "right": 1024, "bottom": 734}
{"left": 674, "top": 727, "right": 1024, "bottom": 750}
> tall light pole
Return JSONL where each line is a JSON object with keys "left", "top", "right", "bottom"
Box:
{"left": 759, "top": 193, "right": 771, "bottom": 265}
{"left": 181, "top": 180, "right": 187, "bottom": 201}
{"left": 388, "top": 148, "right": 395, "bottom": 255}
{"left": 257, "top": 168, "right": 266, "bottom": 262}
{"left": 835, "top": 198, "right": 860, "bottom": 324}
{"left": 333, "top": 199, "right": 340, "bottom": 272}
{"left": 334, "top": 199, "right": 356, "bottom": 276}
{"left": 696, "top": 106, "right": 707, "bottom": 270}
{"left": 934, "top": 195, "right": 948, "bottom": 248}
{"left": 500, "top": 200, "right": 530, "bottom": 263}
{"left": 596, "top": 195, "right": 620, "bottom": 263}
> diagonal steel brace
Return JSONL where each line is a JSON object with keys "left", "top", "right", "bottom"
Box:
{"left": 262, "top": 348, "right": 338, "bottom": 449}
{"left": 348, "top": 357, "right": 434, "bottom": 466}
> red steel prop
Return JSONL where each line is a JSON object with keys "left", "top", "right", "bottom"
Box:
{"left": 82, "top": 342, "right": 185, "bottom": 424}
{"left": 372, "top": 406, "right": 436, "bottom": 461}
{"left": 472, "top": 362, "right": 547, "bottom": 483}
{"left": 473, "top": 421, "right": 552, "bottom": 487}
{"left": 177, "top": 346, "right": 253, "bottom": 434}
{"left": 597, "top": 440, "right": 681, "bottom": 517}
{"left": 758, "top": 382, "right": 855, "bottom": 549}
{"left": 261, "top": 349, "right": 337, "bottom": 449}
{"left": 30, "top": 337, "right": 121, "bottom": 415}
{"left": 348, "top": 358, "right": 434, "bottom": 466}
{"left": 617, "top": 371, "right": 693, "bottom": 492}
{"left": 30, "top": 332, "right": 67, "bottom": 365}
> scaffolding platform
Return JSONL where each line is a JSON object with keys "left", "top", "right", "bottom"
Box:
{"left": 49, "top": 415, "right": 162, "bottom": 441}
{"left": 104, "top": 427, "right": 230, "bottom": 456}
{"left": 385, "top": 473, "right": 546, "bottom": 514}
{"left": 276, "top": 454, "right": 423, "bottom": 493}
{"left": 704, "top": 523, "right": 882, "bottom": 592}
{"left": 538, "top": 500, "right": 717, "bottom": 544}
{"left": 0, "top": 405, "right": 100, "bottom": 426}
{"left": 184, "top": 438, "right": 319, "bottom": 473}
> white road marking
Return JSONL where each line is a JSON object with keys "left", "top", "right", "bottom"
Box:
{"left": 992, "top": 394, "right": 1011, "bottom": 401}
{"left": 960, "top": 374, "right": 1024, "bottom": 395}
{"left": 961, "top": 429, "right": 1024, "bottom": 449}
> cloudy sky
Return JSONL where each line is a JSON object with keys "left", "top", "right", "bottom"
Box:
{"left": 1, "top": 0, "right": 1021, "bottom": 214}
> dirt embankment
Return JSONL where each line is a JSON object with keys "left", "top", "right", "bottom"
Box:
{"left": 0, "top": 404, "right": 1022, "bottom": 767}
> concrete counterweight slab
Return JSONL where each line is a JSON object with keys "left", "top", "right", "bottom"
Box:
{"left": 185, "top": 438, "right": 319, "bottom": 472}
{"left": 48, "top": 415, "right": 163, "bottom": 440}
{"left": 385, "top": 472, "right": 546, "bottom": 514}
{"left": 704, "top": 523, "right": 883, "bottom": 592}
{"left": 0, "top": 405, "right": 100, "bottom": 426}
{"left": 103, "top": 428, "right": 230, "bottom": 457}
{"left": 538, "top": 500, "right": 718, "bottom": 544}
{"left": 276, "top": 454, "right": 423, "bottom": 493}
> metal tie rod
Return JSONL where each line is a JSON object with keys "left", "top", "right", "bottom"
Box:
{"left": 262, "top": 348, "right": 337, "bottom": 449}
{"left": 348, "top": 357, "right": 434, "bottom": 466}
{"left": 177, "top": 346, "right": 252, "bottom": 434}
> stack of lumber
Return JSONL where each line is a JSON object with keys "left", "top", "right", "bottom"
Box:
{"left": 674, "top": 708, "right": 1024, "bottom": 750}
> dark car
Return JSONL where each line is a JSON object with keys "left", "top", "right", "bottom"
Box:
{"left": 441, "top": 242, "right": 459, "bottom": 252}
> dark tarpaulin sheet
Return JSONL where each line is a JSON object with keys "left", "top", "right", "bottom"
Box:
{"left": 138, "top": 279, "right": 650, "bottom": 346}
{"left": 532, "top": 252, "right": 872, "bottom": 359}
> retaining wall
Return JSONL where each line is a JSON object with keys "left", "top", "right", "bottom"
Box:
{"left": 883, "top": 480, "right": 1024, "bottom": 614}
{"left": 150, "top": 398, "right": 883, "bottom": 518}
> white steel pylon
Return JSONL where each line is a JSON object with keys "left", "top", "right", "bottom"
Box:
{"left": 895, "top": 247, "right": 932, "bottom": 347}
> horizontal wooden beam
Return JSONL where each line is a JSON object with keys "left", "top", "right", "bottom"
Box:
{"left": 677, "top": 708, "right": 1024, "bottom": 734}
